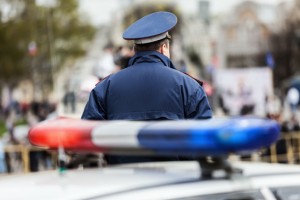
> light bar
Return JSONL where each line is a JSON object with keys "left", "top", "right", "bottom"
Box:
{"left": 28, "top": 117, "right": 280, "bottom": 156}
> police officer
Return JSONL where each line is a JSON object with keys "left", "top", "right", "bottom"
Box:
{"left": 82, "top": 11, "right": 212, "bottom": 164}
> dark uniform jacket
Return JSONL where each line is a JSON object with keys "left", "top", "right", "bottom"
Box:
{"left": 82, "top": 51, "right": 212, "bottom": 120}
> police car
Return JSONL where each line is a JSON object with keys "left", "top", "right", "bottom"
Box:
{"left": 1, "top": 117, "right": 300, "bottom": 200}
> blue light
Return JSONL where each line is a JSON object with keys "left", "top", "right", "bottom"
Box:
{"left": 137, "top": 117, "right": 280, "bottom": 156}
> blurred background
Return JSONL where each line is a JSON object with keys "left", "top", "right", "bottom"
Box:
{"left": 0, "top": 0, "right": 300, "bottom": 173}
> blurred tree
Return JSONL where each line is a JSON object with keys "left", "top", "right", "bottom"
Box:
{"left": 185, "top": 47, "right": 204, "bottom": 75}
{"left": 268, "top": 0, "right": 300, "bottom": 89}
{"left": 0, "top": 0, "right": 95, "bottom": 96}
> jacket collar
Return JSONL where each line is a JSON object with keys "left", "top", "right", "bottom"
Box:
{"left": 128, "top": 51, "right": 176, "bottom": 69}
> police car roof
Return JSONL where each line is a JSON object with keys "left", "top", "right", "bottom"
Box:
{"left": 1, "top": 161, "right": 300, "bottom": 200}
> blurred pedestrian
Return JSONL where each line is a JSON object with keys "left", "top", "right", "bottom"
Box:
{"left": 265, "top": 94, "right": 282, "bottom": 122}
{"left": 237, "top": 79, "right": 254, "bottom": 115}
{"left": 281, "top": 114, "right": 300, "bottom": 133}
{"left": 63, "top": 91, "right": 76, "bottom": 113}
{"left": 286, "top": 87, "right": 299, "bottom": 115}
{"left": 113, "top": 45, "right": 134, "bottom": 70}
{"left": 93, "top": 43, "right": 117, "bottom": 81}
{"left": 0, "top": 140, "right": 7, "bottom": 173}
{"left": 82, "top": 11, "right": 212, "bottom": 165}
{"left": 26, "top": 101, "right": 55, "bottom": 172}
{"left": 4, "top": 109, "right": 17, "bottom": 144}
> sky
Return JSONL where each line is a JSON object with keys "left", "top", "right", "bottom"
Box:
{"left": 78, "top": 0, "right": 293, "bottom": 26}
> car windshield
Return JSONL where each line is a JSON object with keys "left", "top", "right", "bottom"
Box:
{"left": 272, "top": 186, "right": 300, "bottom": 200}
{"left": 172, "top": 190, "right": 265, "bottom": 200}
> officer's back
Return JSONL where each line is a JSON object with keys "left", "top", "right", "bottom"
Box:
{"left": 101, "top": 51, "right": 210, "bottom": 120}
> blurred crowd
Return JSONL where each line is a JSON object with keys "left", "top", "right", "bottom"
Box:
{"left": 0, "top": 42, "right": 299, "bottom": 174}
{"left": 0, "top": 99, "right": 57, "bottom": 173}
{"left": 216, "top": 82, "right": 300, "bottom": 131}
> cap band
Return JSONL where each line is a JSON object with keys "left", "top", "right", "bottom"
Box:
{"left": 134, "top": 32, "right": 168, "bottom": 44}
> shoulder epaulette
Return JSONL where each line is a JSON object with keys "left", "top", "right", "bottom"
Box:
{"left": 96, "top": 74, "right": 112, "bottom": 86}
{"left": 182, "top": 72, "right": 204, "bottom": 86}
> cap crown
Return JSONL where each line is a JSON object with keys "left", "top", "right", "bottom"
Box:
{"left": 123, "top": 11, "right": 177, "bottom": 44}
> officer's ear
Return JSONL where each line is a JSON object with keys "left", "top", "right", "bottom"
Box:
{"left": 161, "top": 41, "right": 170, "bottom": 58}
{"left": 162, "top": 43, "right": 168, "bottom": 49}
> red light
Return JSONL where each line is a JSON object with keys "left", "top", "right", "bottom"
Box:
{"left": 28, "top": 118, "right": 104, "bottom": 152}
